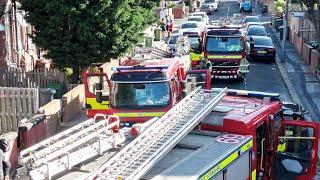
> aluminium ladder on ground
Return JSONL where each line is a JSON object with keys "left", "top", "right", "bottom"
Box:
{"left": 85, "top": 87, "right": 228, "bottom": 180}
{"left": 18, "top": 114, "right": 126, "bottom": 180}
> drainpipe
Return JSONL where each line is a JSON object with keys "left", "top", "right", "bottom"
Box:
{"left": 13, "top": 0, "right": 19, "bottom": 67}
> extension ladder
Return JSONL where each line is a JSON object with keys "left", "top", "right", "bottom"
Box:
{"left": 85, "top": 87, "right": 227, "bottom": 180}
{"left": 18, "top": 114, "right": 127, "bottom": 180}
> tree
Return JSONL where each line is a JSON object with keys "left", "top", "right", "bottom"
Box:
{"left": 18, "top": 0, "right": 160, "bottom": 83}
{"left": 300, "top": 0, "right": 320, "bottom": 50}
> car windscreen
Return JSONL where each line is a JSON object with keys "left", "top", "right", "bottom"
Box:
{"left": 169, "top": 35, "right": 180, "bottom": 44}
{"left": 181, "top": 23, "right": 198, "bottom": 29}
{"left": 187, "top": 36, "right": 200, "bottom": 51}
{"left": 244, "top": 17, "right": 259, "bottom": 23}
{"left": 193, "top": 13, "right": 205, "bottom": 18}
{"left": 201, "top": 4, "right": 210, "bottom": 8}
{"left": 206, "top": 37, "right": 244, "bottom": 52}
{"left": 247, "top": 26, "right": 267, "bottom": 36}
{"left": 110, "top": 82, "right": 170, "bottom": 109}
{"left": 188, "top": 17, "right": 201, "bottom": 22}
{"left": 253, "top": 38, "right": 273, "bottom": 46}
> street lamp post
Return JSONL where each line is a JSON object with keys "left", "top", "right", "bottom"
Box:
{"left": 281, "top": 0, "right": 290, "bottom": 63}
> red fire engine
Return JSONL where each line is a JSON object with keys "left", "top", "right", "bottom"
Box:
{"left": 83, "top": 57, "right": 211, "bottom": 126}
{"left": 198, "top": 19, "right": 249, "bottom": 81}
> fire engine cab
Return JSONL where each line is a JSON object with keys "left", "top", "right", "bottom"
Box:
{"left": 83, "top": 57, "right": 211, "bottom": 126}
{"left": 199, "top": 18, "right": 249, "bottom": 81}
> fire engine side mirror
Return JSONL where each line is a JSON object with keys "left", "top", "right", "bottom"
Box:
{"left": 96, "top": 82, "right": 103, "bottom": 91}
{"left": 96, "top": 82, "right": 103, "bottom": 103}
{"left": 96, "top": 92, "right": 103, "bottom": 103}
{"left": 249, "top": 42, "right": 254, "bottom": 51}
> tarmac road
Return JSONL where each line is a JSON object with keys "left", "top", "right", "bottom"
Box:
{"left": 209, "top": 1, "right": 320, "bottom": 178}
{"left": 209, "top": 0, "right": 292, "bottom": 103}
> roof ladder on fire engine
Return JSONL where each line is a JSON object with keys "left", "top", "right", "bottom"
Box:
{"left": 17, "top": 114, "right": 127, "bottom": 180}
{"left": 85, "top": 87, "right": 228, "bottom": 180}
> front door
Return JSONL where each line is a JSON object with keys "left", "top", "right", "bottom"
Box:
{"left": 273, "top": 120, "right": 319, "bottom": 180}
{"left": 255, "top": 123, "right": 268, "bottom": 179}
{"left": 83, "top": 72, "right": 111, "bottom": 118}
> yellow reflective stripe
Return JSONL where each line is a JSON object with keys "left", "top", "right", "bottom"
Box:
{"left": 252, "top": 169, "right": 256, "bottom": 180}
{"left": 240, "top": 139, "right": 253, "bottom": 153}
{"left": 114, "top": 112, "right": 165, "bottom": 117}
{"left": 200, "top": 139, "right": 253, "bottom": 180}
{"left": 277, "top": 141, "right": 286, "bottom": 152}
{"left": 207, "top": 55, "right": 242, "bottom": 59}
{"left": 86, "top": 98, "right": 109, "bottom": 110}
{"left": 190, "top": 52, "right": 201, "bottom": 61}
{"left": 200, "top": 151, "right": 239, "bottom": 180}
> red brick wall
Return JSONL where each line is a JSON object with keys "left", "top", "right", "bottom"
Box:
{"left": 301, "top": 42, "right": 311, "bottom": 64}
{"left": 18, "top": 115, "right": 48, "bottom": 150}
{"left": 310, "top": 50, "right": 320, "bottom": 74}
{"left": 293, "top": 33, "right": 303, "bottom": 55}
{"left": 172, "top": 7, "right": 184, "bottom": 19}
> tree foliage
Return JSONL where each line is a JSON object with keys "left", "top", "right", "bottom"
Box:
{"left": 300, "top": 0, "right": 320, "bottom": 48}
{"left": 18, "top": 0, "right": 160, "bottom": 82}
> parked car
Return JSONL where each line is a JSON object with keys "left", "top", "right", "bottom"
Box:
{"left": 245, "top": 36, "right": 276, "bottom": 61}
{"left": 200, "top": 3, "right": 214, "bottom": 14}
{"left": 178, "top": 21, "right": 201, "bottom": 34}
{"left": 202, "top": 0, "right": 218, "bottom": 13}
{"left": 191, "top": 12, "right": 209, "bottom": 25}
{"left": 245, "top": 25, "right": 268, "bottom": 37}
{"left": 166, "top": 33, "right": 183, "bottom": 53}
{"left": 187, "top": 16, "right": 206, "bottom": 30}
{"left": 240, "top": 0, "right": 252, "bottom": 12}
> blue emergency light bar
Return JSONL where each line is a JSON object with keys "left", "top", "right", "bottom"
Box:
{"left": 213, "top": 88, "right": 280, "bottom": 101}
{"left": 111, "top": 65, "right": 169, "bottom": 72}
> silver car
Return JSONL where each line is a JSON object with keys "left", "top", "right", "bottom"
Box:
{"left": 166, "top": 33, "right": 183, "bottom": 53}
{"left": 200, "top": 4, "right": 213, "bottom": 15}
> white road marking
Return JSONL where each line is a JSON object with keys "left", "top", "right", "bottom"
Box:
{"left": 227, "top": 6, "right": 229, "bottom": 17}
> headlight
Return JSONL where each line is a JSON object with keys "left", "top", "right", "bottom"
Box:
{"left": 200, "top": 56, "right": 208, "bottom": 62}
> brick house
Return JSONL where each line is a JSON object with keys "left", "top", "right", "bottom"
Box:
{"left": 0, "top": 0, "right": 44, "bottom": 71}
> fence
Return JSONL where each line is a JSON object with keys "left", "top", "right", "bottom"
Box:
{"left": 0, "top": 67, "right": 68, "bottom": 88}
{"left": 0, "top": 87, "right": 39, "bottom": 133}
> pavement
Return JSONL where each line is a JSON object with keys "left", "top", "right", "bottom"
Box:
{"left": 264, "top": 16, "right": 320, "bottom": 121}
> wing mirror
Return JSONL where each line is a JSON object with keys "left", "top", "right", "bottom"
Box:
{"left": 95, "top": 82, "right": 103, "bottom": 103}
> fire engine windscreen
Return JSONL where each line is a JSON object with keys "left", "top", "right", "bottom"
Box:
{"left": 188, "top": 36, "right": 200, "bottom": 52}
{"left": 206, "top": 37, "right": 243, "bottom": 52}
{"left": 110, "top": 82, "right": 170, "bottom": 108}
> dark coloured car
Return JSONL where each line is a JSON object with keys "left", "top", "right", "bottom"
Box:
{"left": 246, "top": 25, "right": 268, "bottom": 37}
{"left": 246, "top": 36, "right": 276, "bottom": 61}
